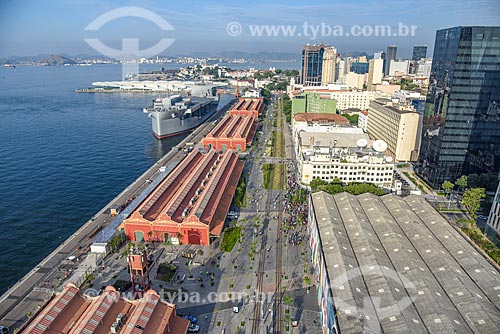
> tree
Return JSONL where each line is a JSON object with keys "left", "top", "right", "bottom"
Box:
{"left": 455, "top": 175, "right": 468, "bottom": 193}
{"left": 442, "top": 180, "right": 454, "bottom": 209}
{"left": 309, "top": 178, "right": 328, "bottom": 191}
{"left": 282, "top": 294, "right": 295, "bottom": 306}
{"left": 462, "top": 188, "right": 486, "bottom": 219}
{"left": 442, "top": 180, "right": 454, "bottom": 197}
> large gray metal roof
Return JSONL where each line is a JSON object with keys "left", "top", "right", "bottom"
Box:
{"left": 310, "top": 192, "right": 500, "bottom": 334}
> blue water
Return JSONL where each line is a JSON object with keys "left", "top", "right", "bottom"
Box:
{"left": 0, "top": 64, "right": 187, "bottom": 294}
{"left": 0, "top": 61, "right": 299, "bottom": 295}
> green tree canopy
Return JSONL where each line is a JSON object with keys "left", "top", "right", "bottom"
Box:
{"left": 455, "top": 175, "right": 468, "bottom": 191}
{"left": 462, "top": 188, "right": 486, "bottom": 219}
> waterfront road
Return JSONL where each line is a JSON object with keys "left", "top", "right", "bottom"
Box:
{"left": 0, "top": 99, "right": 232, "bottom": 330}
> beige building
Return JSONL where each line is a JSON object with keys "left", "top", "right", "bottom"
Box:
{"left": 335, "top": 58, "right": 347, "bottom": 82}
{"left": 374, "top": 83, "right": 401, "bottom": 95}
{"left": 321, "top": 46, "right": 337, "bottom": 84}
{"left": 367, "top": 58, "right": 384, "bottom": 90}
{"left": 344, "top": 72, "right": 366, "bottom": 89}
{"left": 366, "top": 98, "right": 422, "bottom": 162}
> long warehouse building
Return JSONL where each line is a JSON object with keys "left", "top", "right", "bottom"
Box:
{"left": 229, "top": 97, "right": 264, "bottom": 118}
{"left": 123, "top": 149, "right": 243, "bottom": 245}
{"left": 202, "top": 114, "right": 257, "bottom": 152}
{"left": 309, "top": 191, "right": 500, "bottom": 334}
{"left": 22, "top": 283, "right": 189, "bottom": 334}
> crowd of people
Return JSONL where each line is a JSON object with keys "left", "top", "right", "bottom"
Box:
{"left": 282, "top": 160, "right": 308, "bottom": 245}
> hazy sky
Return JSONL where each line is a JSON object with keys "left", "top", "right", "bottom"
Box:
{"left": 1, "top": 0, "right": 499, "bottom": 58}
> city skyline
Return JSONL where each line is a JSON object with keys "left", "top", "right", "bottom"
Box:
{"left": 1, "top": 0, "right": 500, "bottom": 58}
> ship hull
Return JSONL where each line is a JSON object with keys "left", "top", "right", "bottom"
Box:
{"left": 149, "top": 94, "right": 234, "bottom": 139}
{"left": 150, "top": 101, "right": 216, "bottom": 138}
{"left": 152, "top": 123, "right": 201, "bottom": 139}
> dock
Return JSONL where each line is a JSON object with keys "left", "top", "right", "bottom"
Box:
{"left": 0, "top": 98, "right": 233, "bottom": 330}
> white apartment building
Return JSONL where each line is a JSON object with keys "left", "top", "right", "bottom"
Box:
{"left": 415, "top": 58, "right": 433, "bottom": 77}
{"left": 389, "top": 60, "right": 410, "bottom": 76}
{"left": 290, "top": 85, "right": 381, "bottom": 111}
{"left": 243, "top": 89, "right": 262, "bottom": 98}
{"left": 296, "top": 130, "right": 394, "bottom": 188}
{"left": 358, "top": 110, "right": 368, "bottom": 132}
{"left": 329, "top": 91, "right": 379, "bottom": 110}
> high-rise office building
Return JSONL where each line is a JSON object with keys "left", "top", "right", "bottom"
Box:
{"left": 384, "top": 45, "right": 397, "bottom": 76}
{"left": 321, "top": 46, "right": 337, "bottom": 84}
{"left": 367, "top": 58, "right": 384, "bottom": 90}
{"left": 380, "top": 51, "right": 386, "bottom": 74}
{"left": 301, "top": 44, "right": 325, "bottom": 85}
{"left": 417, "top": 26, "right": 500, "bottom": 188}
{"left": 350, "top": 62, "right": 369, "bottom": 74}
{"left": 412, "top": 45, "right": 427, "bottom": 61}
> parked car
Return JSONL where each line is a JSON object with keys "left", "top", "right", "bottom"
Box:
{"left": 183, "top": 315, "right": 197, "bottom": 323}
{"left": 0, "top": 326, "right": 9, "bottom": 334}
{"left": 188, "top": 324, "right": 200, "bottom": 333}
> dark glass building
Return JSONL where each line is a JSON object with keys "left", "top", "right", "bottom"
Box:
{"left": 417, "top": 26, "right": 500, "bottom": 188}
{"left": 301, "top": 44, "right": 324, "bottom": 85}
{"left": 412, "top": 45, "right": 427, "bottom": 61}
{"left": 384, "top": 45, "right": 397, "bottom": 75}
{"left": 350, "top": 62, "right": 369, "bottom": 74}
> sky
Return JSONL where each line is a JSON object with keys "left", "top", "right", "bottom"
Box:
{"left": 0, "top": 0, "right": 499, "bottom": 58}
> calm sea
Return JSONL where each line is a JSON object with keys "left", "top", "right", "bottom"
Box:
{"left": 0, "top": 60, "right": 299, "bottom": 294}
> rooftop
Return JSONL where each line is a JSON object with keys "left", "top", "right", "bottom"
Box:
{"left": 370, "top": 99, "right": 413, "bottom": 114}
{"left": 230, "top": 97, "right": 263, "bottom": 112}
{"left": 208, "top": 114, "right": 256, "bottom": 140}
{"left": 22, "top": 285, "right": 189, "bottom": 334}
{"left": 294, "top": 113, "right": 350, "bottom": 125}
{"left": 298, "top": 130, "right": 369, "bottom": 149}
{"left": 310, "top": 192, "right": 500, "bottom": 334}
{"left": 128, "top": 149, "right": 243, "bottom": 236}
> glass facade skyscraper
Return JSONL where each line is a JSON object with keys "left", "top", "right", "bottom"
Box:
{"left": 301, "top": 44, "right": 325, "bottom": 86}
{"left": 384, "top": 45, "right": 397, "bottom": 75}
{"left": 412, "top": 45, "right": 427, "bottom": 61}
{"left": 417, "top": 26, "right": 500, "bottom": 188}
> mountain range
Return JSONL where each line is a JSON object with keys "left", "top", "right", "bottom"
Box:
{"left": 1, "top": 50, "right": 371, "bottom": 64}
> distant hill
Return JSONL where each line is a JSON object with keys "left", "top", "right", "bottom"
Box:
{"left": 170, "top": 51, "right": 299, "bottom": 61}
{"left": 342, "top": 51, "right": 371, "bottom": 59}
{"left": 40, "top": 54, "right": 76, "bottom": 66}
{"left": 215, "top": 51, "right": 299, "bottom": 61}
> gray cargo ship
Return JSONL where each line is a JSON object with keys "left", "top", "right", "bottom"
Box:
{"left": 143, "top": 89, "right": 234, "bottom": 139}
